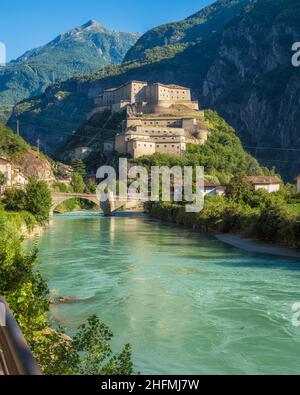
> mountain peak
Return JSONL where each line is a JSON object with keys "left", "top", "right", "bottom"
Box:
{"left": 81, "top": 19, "right": 103, "bottom": 29}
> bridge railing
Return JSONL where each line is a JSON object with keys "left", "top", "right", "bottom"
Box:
{"left": 0, "top": 297, "right": 42, "bottom": 375}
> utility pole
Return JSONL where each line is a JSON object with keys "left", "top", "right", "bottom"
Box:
{"left": 52, "top": 71, "right": 56, "bottom": 84}
{"left": 37, "top": 138, "right": 40, "bottom": 153}
{"left": 16, "top": 120, "right": 20, "bottom": 136}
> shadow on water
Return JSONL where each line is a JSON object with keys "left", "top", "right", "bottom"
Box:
{"left": 142, "top": 215, "right": 300, "bottom": 270}
{"left": 211, "top": 241, "right": 300, "bottom": 271}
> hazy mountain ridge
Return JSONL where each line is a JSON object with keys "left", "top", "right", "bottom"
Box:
{"left": 0, "top": 20, "right": 140, "bottom": 118}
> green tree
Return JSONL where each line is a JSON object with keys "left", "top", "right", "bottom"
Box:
{"left": 24, "top": 178, "right": 52, "bottom": 222}
{"left": 86, "top": 181, "right": 97, "bottom": 194}
{"left": 0, "top": 220, "right": 37, "bottom": 293}
{"left": 71, "top": 172, "right": 86, "bottom": 193}
{"left": 0, "top": 219, "right": 49, "bottom": 342}
{"left": 226, "top": 172, "right": 255, "bottom": 203}
{"left": 73, "top": 315, "right": 133, "bottom": 375}
{"left": 71, "top": 159, "right": 86, "bottom": 177}
{"left": 2, "top": 187, "right": 27, "bottom": 211}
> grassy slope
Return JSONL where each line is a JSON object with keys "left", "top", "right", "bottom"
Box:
{"left": 135, "top": 110, "right": 263, "bottom": 184}
{"left": 0, "top": 123, "right": 31, "bottom": 159}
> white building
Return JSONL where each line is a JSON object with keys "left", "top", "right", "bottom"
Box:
{"left": 203, "top": 183, "right": 226, "bottom": 196}
{"left": 0, "top": 156, "right": 28, "bottom": 194}
{"left": 247, "top": 176, "right": 282, "bottom": 193}
{"left": 0, "top": 157, "right": 12, "bottom": 183}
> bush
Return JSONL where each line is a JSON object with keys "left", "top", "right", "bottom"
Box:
{"left": 2, "top": 178, "right": 52, "bottom": 222}
{"left": 24, "top": 179, "right": 52, "bottom": 222}
{"left": 2, "top": 188, "right": 27, "bottom": 211}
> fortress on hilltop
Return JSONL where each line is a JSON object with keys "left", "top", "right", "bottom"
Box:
{"left": 89, "top": 81, "right": 199, "bottom": 116}
{"left": 88, "top": 81, "right": 210, "bottom": 159}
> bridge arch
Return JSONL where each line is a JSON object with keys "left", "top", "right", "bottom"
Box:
{"left": 51, "top": 192, "right": 143, "bottom": 216}
{"left": 50, "top": 193, "right": 101, "bottom": 215}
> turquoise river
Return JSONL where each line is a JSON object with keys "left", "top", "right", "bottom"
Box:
{"left": 37, "top": 212, "right": 300, "bottom": 375}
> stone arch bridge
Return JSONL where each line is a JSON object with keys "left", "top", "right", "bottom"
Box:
{"left": 51, "top": 192, "right": 143, "bottom": 217}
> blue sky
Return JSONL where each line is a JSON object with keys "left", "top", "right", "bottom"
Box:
{"left": 0, "top": 0, "right": 213, "bottom": 61}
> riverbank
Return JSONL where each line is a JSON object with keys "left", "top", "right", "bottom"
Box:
{"left": 216, "top": 234, "right": 300, "bottom": 260}
{"left": 147, "top": 196, "right": 300, "bottom": 251}
{"left": 21, "top": 222, "right": 47, "bottom": 238}
{"left": 0, "top": 206, "right": 48, "bottom": 241}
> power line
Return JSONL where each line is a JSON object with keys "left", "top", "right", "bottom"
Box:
{"left": 256, "top": 158, "right": 300, "bottom": 164}
{"left": 10, "top": 115, "right": 300, "bottom": 153}
{"left": 245, "top": 146, "right": 300, "bottom": 152}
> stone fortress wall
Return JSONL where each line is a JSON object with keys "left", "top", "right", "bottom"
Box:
{"left": 89, "top": 81, "right": 210, "bottom": 159}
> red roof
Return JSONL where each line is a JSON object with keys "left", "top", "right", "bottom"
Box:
{"left": 204, "top": 182, "right": 217, "bottom": 188}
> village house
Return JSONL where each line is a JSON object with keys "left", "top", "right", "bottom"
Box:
{"left": 0, "top": 157, "right": 12, "bottom": 194}
{"left": 0, "top": 157, "right": 12, "bottom": 181}
{"left": 247, "top": 176, "right": 282, "bottom": 193}
{"left": 0, "top": 157, "right": 28, "bottom": 194}
{"left": 204, "top": 183, "right": 226, "bottom": 196}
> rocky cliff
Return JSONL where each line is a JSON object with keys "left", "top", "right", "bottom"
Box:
{"left": 202, "top": 0, "right": 300, "bottom": 180}
{"left": 0, "top": 124, "right": 55, "bottom": 182}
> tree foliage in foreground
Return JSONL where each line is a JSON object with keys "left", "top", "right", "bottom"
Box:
{"left": 0, "top": 217, "right": 133, "bottom": 375}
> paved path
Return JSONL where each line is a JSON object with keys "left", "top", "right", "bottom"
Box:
{"left": 216, "top": 234, "right": 300, "bottom": 260}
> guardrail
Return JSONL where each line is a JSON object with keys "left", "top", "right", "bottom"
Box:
{"left": 0, "top": 297, "right": 42, "bottom": 375}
